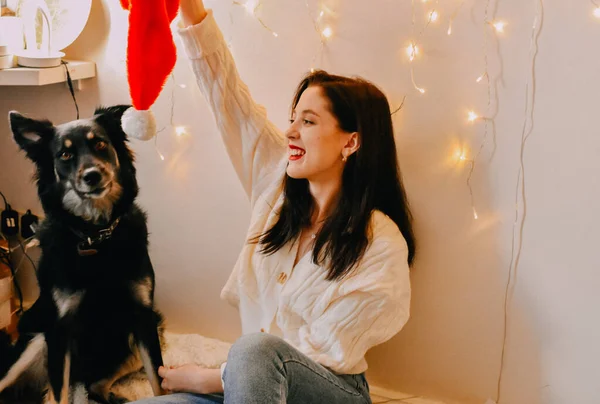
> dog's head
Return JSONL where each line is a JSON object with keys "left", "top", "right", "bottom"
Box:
{"left": 9, "top": 105, "right": 138, "bottom": 224}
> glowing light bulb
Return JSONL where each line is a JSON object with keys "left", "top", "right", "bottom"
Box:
{"left": 492, "top": 20, "right": 506, "bottom": 33}
{"left": 406, "top": 43, "right": 419, "bottom": 61}
{"left": 468, "top": 111, "right": 479, "bottom": 122}
{"left": 473, "top": 208, "right": 479, "bottom": 220}
{"left": 272, "top": 32, "right": 278, "bottom": 37}
{"left": 417, "top": 87, "right": 426, "bottom": 94}
{"left": 175, "top": 126, "right": 187, "bottom": 136}
{"left": 319, "top": 10, "right": 324, "bottom": 18}
{"left": 244, "top": 0, "right": 258, "bottom": 14}
{"left": 179, "top": 84, "right": 187, "bottom": 89}
{"left": 322, "top": 26, "right": 333, "bottom": 38}
{"left": 454, "top": 147, "right": 468, "bottom": 162}
{"left": 476, "top": 74, "right": 484, "bottom": 83}
{"left": 594, "top": 7, "right": 600, "bottom": 18}
{"left": 429, "top": 10, "right": 439, "bottom": 22}
{"left": 447, "top": 25, "right": 452, "bottom": 35}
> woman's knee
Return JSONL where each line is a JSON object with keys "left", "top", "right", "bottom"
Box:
{"left": 226, "top": 333, "right": 287, "bottom": 368}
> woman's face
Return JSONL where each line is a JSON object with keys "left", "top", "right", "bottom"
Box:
{"left": 285, "top": 86, "right": 356, "bottom": 183}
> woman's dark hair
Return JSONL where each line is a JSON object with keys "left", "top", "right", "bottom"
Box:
{"left": 251, "top": 70, "right": 415, "bottom": 281}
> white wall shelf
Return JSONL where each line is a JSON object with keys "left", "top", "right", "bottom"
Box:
{"left": 0, "top": 60, "right": 95, "bottom": 90}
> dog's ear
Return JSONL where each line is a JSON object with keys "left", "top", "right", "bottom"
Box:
{"left": 9, "top": 111, "right": 55, "bottom": 162}
{"left": 94, "top": 105, "right": 131, "bottom": 142}
{"left": 94, "top": 105, "right": 131, "bottom": 120}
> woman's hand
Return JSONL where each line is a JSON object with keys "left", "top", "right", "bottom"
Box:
{"left": 179, "top": 0, "right": 208, "bottom": 27}
{"left": 158, "top": 364, "right": 223, "bottom": 395}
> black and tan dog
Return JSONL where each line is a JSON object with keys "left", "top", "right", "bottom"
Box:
{"left": 0, "top": 106, "right": 165, "bottom": 404}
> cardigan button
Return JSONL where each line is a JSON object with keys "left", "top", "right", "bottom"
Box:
{"left": 277, "top": 272, "right": 288, "bottom": 284}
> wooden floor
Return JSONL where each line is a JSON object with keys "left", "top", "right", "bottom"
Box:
{"left": 370, "top": 386, "right": 452, "bottom": 404}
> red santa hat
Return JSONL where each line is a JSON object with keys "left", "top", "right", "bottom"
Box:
{"left": 119, "top": 0, "right": 180, "bottom": 141}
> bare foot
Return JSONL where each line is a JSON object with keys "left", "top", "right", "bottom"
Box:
{"left": 158, "top": 364, "right": 222, "bottom": 395}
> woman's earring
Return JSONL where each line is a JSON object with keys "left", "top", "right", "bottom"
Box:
{"left": 342, "top": 154, "right": 347, "bottom": 162}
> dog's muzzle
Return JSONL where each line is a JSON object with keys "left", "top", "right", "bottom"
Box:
{"left": 83, "top": 169, "right": 103, "bottom": 187}
{"left": 77, "top": 167, "right": 113, "bottom": 198}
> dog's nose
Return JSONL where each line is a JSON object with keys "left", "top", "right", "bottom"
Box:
{"left": 83, "top": 170, "right": 102, "bottom": 187}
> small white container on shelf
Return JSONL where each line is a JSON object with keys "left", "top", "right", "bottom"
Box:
{"left": 0, "top": 54, "right": 14, "bottom": 69}
{"left": 17, "top": 50, "right": 64, "bottom": 68}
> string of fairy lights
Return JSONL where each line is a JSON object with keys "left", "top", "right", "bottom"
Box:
{"left": 463, "top": 0, "right": 500, "bottom": 222}
{"left": 233, "top": 0, "right": 279, "bottom": 37}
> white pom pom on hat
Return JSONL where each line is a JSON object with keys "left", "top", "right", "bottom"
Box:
{"left": 121, "top": 107, "right": 156, "bottom": 141}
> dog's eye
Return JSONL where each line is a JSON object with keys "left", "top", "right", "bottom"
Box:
{"left": 60, "top": 152, "right": 73, "bottom": 161}
{"left": 95, "top": 141, "right": 108, "bottom": 151}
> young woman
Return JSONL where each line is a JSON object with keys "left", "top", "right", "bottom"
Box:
{"left": 133, "top": 1, "right": 415, "bottom": 403}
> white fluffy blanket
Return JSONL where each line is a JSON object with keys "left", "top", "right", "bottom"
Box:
{"left": 107, "top": 332, "right": 232, "bottom": 402}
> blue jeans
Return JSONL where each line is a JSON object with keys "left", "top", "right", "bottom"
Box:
{"left": 130, "top": 333, "right": 371, "bottom": 404}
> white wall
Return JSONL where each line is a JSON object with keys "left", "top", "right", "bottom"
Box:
{"left": 1, "top": 0, "right": 599, "bottom": 403}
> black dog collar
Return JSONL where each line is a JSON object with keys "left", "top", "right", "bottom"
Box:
{"left": 70, "top": 217, "right": 121, "bottom": 256}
